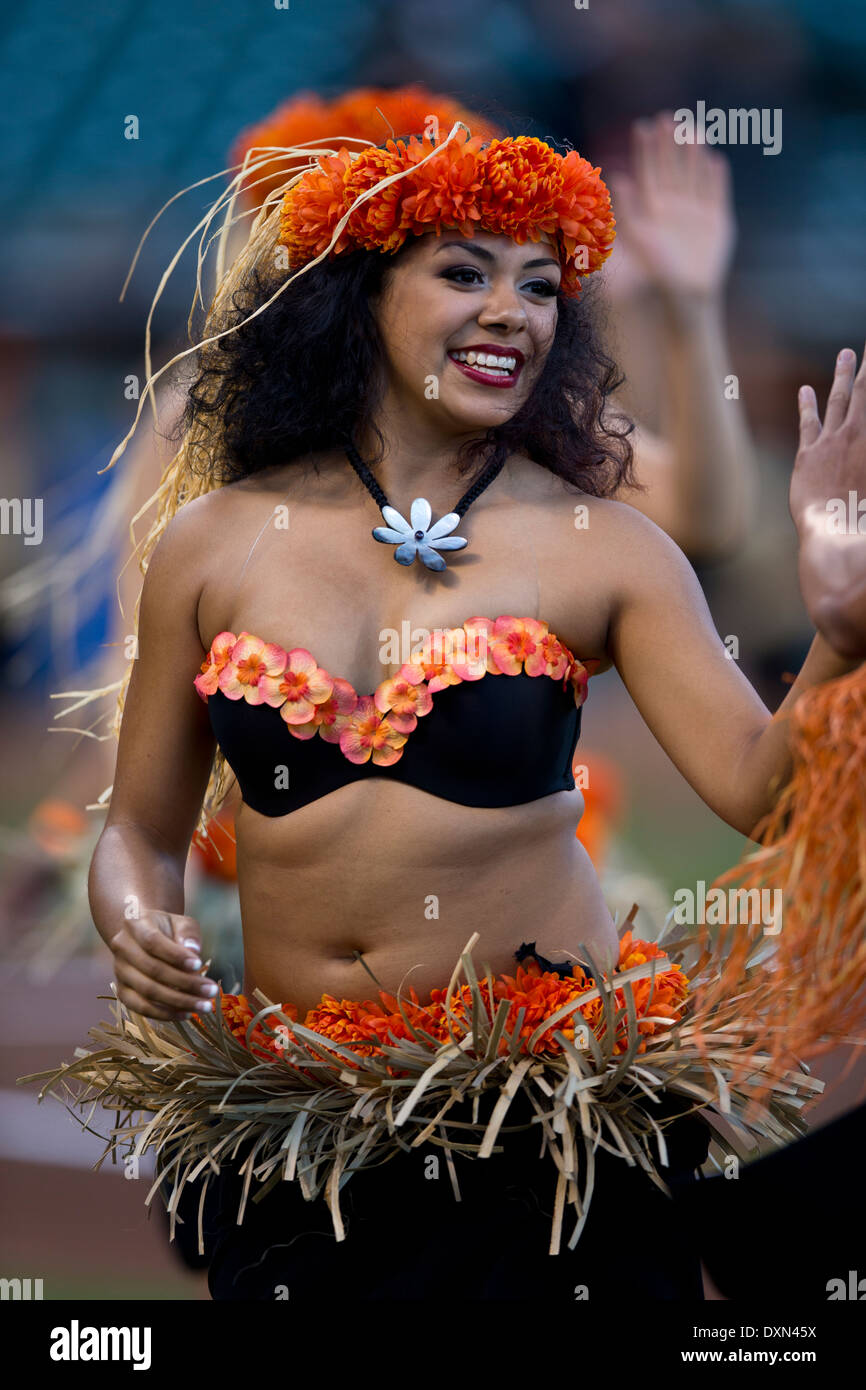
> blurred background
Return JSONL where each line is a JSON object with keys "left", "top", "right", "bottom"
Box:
{"left": 1, "top": 0, "right": 864, "bottom": 1298}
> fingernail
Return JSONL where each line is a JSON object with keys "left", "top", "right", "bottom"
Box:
{"left": 838, "top": 348, "right": 854, "bottom": 363}
{"left": 196, "top": 999, "right": 214, "bottom": 1012}
{"left": 181, "top": 938, "right": 199, "bottom": 951}
{"left": 184, "top": 956, "right": 202, "bottom": 971}
{"left": 199, "top": 981, "right": 218, "bottom": 996}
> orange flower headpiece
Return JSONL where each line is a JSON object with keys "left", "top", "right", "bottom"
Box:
{"left": 104, "top": 117, "right": 614, "bottom": 483}
{"left": 276, "top": 124, "right": 616, "bottom": 299}
{"left": 230, "top": 83, "right": 505, "bottom": 209}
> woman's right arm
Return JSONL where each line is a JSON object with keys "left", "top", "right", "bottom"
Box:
{"left": 89, "top": 494, "right": 222, "bottom": 1020}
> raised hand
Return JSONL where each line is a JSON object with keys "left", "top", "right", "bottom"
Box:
{"left": 605, "top": 110, "right": 736, "bottom": 302}
{"left": 791, "top": 345, "right": 866, "bottom": 658}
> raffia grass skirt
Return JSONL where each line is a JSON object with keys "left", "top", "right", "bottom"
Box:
{"left": 20, "top": 664, "right": 866, "bottom": 1298}
{"left": 203, "top": 1082, "right": 711, "bottom": 1300}
{"left": 21, "top": 903, "right": 830, "bottom": 1304}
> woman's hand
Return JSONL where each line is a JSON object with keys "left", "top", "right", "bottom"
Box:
{"left": 604, "top": 110, "right": 736, "bottom": 303}
{"left": 108, "top": 908, "right": 218, "bottom": 1022}
{"left": 791, "top": 346, "right": 866, "bottom": 529}
{"left": 791, "top": 346, "right": 866, "bottom": 657}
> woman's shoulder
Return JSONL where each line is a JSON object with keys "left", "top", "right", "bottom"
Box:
{"left": 511, "top": 453, "right": 672, "bottom": 534}
{"left": 511, "top": 454, "right": 692, "bottom": 598}
{"left": 154, "top": 451, "right": 348, "bottom": 575}
{"left": 190, "top": 452, "right": 348, "bottom": 510}
{"left": 164, "top": 457, "right": 319, "bottom": 528}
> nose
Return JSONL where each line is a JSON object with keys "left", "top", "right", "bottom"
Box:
{"left": 475, "top": 278, "right": 529, "bottom": 335}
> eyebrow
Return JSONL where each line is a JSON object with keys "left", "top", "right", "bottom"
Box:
{"left": 433, "top": 238, "right": 560, "bottom": 270}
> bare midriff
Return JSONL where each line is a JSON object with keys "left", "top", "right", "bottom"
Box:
{"left": 234, "top": 778, "right": 617, "bottom": 1016}
{"left": 195, "top": 451, "right": 620, "bottom": 1017}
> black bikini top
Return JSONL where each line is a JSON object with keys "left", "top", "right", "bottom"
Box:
{"left": 194, "top": 614, "right": 595, "bottom": 816}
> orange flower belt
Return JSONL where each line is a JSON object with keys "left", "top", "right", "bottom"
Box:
{"left": 211, "top": 932, "right": 689, "bottom": 1073}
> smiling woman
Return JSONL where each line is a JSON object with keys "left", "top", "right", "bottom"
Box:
{"left": 374, "top": 234, "right": 558, "bottom": 431}
{"left": 174, "top": 225, "right": 634, "bottom": 505}
{"left": 27, "top": 118, "right": 866, "bottom": 1303}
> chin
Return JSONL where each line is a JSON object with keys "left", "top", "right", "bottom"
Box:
{"left": 439, "top": 392, "right": 521, "bottom": 431}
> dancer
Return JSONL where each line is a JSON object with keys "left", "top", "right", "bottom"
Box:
{"left": 21, "top": 120, "right": 864, "bottom": 1303}
{"left": 1, "top": 91, "right": 758, "bottom": 959}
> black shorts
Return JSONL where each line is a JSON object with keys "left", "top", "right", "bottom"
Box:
{"left": 205, "top": 1086, "right": 710, "bottom": 1301}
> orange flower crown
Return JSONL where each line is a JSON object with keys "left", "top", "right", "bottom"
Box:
{"left": 276, "top": 123, "right": 616, "bottom": 298}
{"left": 230, "top": 83, "right": 505, "bottom": 209}
{"left": 103, "top": 102, "right": 614, "bottom": 492}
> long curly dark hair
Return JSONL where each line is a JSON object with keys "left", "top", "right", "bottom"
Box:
{"left": 173, "top": 238, "right": 638, "bottom": 498}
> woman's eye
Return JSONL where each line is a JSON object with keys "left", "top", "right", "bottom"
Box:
{"left": 440, "top": 266, "right": 484, "bottom": 285}
{"left": 440, "top": 266, "right": 558, "bottom": 297}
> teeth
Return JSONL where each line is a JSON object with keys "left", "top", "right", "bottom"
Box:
{"left": 451, "top": 350, "right": 517, "bottom": 374}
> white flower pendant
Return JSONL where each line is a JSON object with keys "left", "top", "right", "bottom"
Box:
{"left": 372, "top": 497, "right": 468, "bottom": 571}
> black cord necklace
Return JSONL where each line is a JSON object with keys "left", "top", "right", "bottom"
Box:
{"left": 344, "top": 442, "right": 507, "bottom": 572}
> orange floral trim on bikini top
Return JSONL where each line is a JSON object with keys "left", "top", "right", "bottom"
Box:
{"left": 194, "top": 614, "right": 595, "bottom": 768}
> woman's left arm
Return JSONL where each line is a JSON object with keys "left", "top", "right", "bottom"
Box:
{"left": 606, "top": 513, "right": 858, "bottom": 837}
{"left": 603, "top": 344, "right": 865, "bottom": 836}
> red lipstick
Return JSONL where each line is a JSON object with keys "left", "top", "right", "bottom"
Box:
{"left": 447, "top": 343, "right": 525, "bottom": 389}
